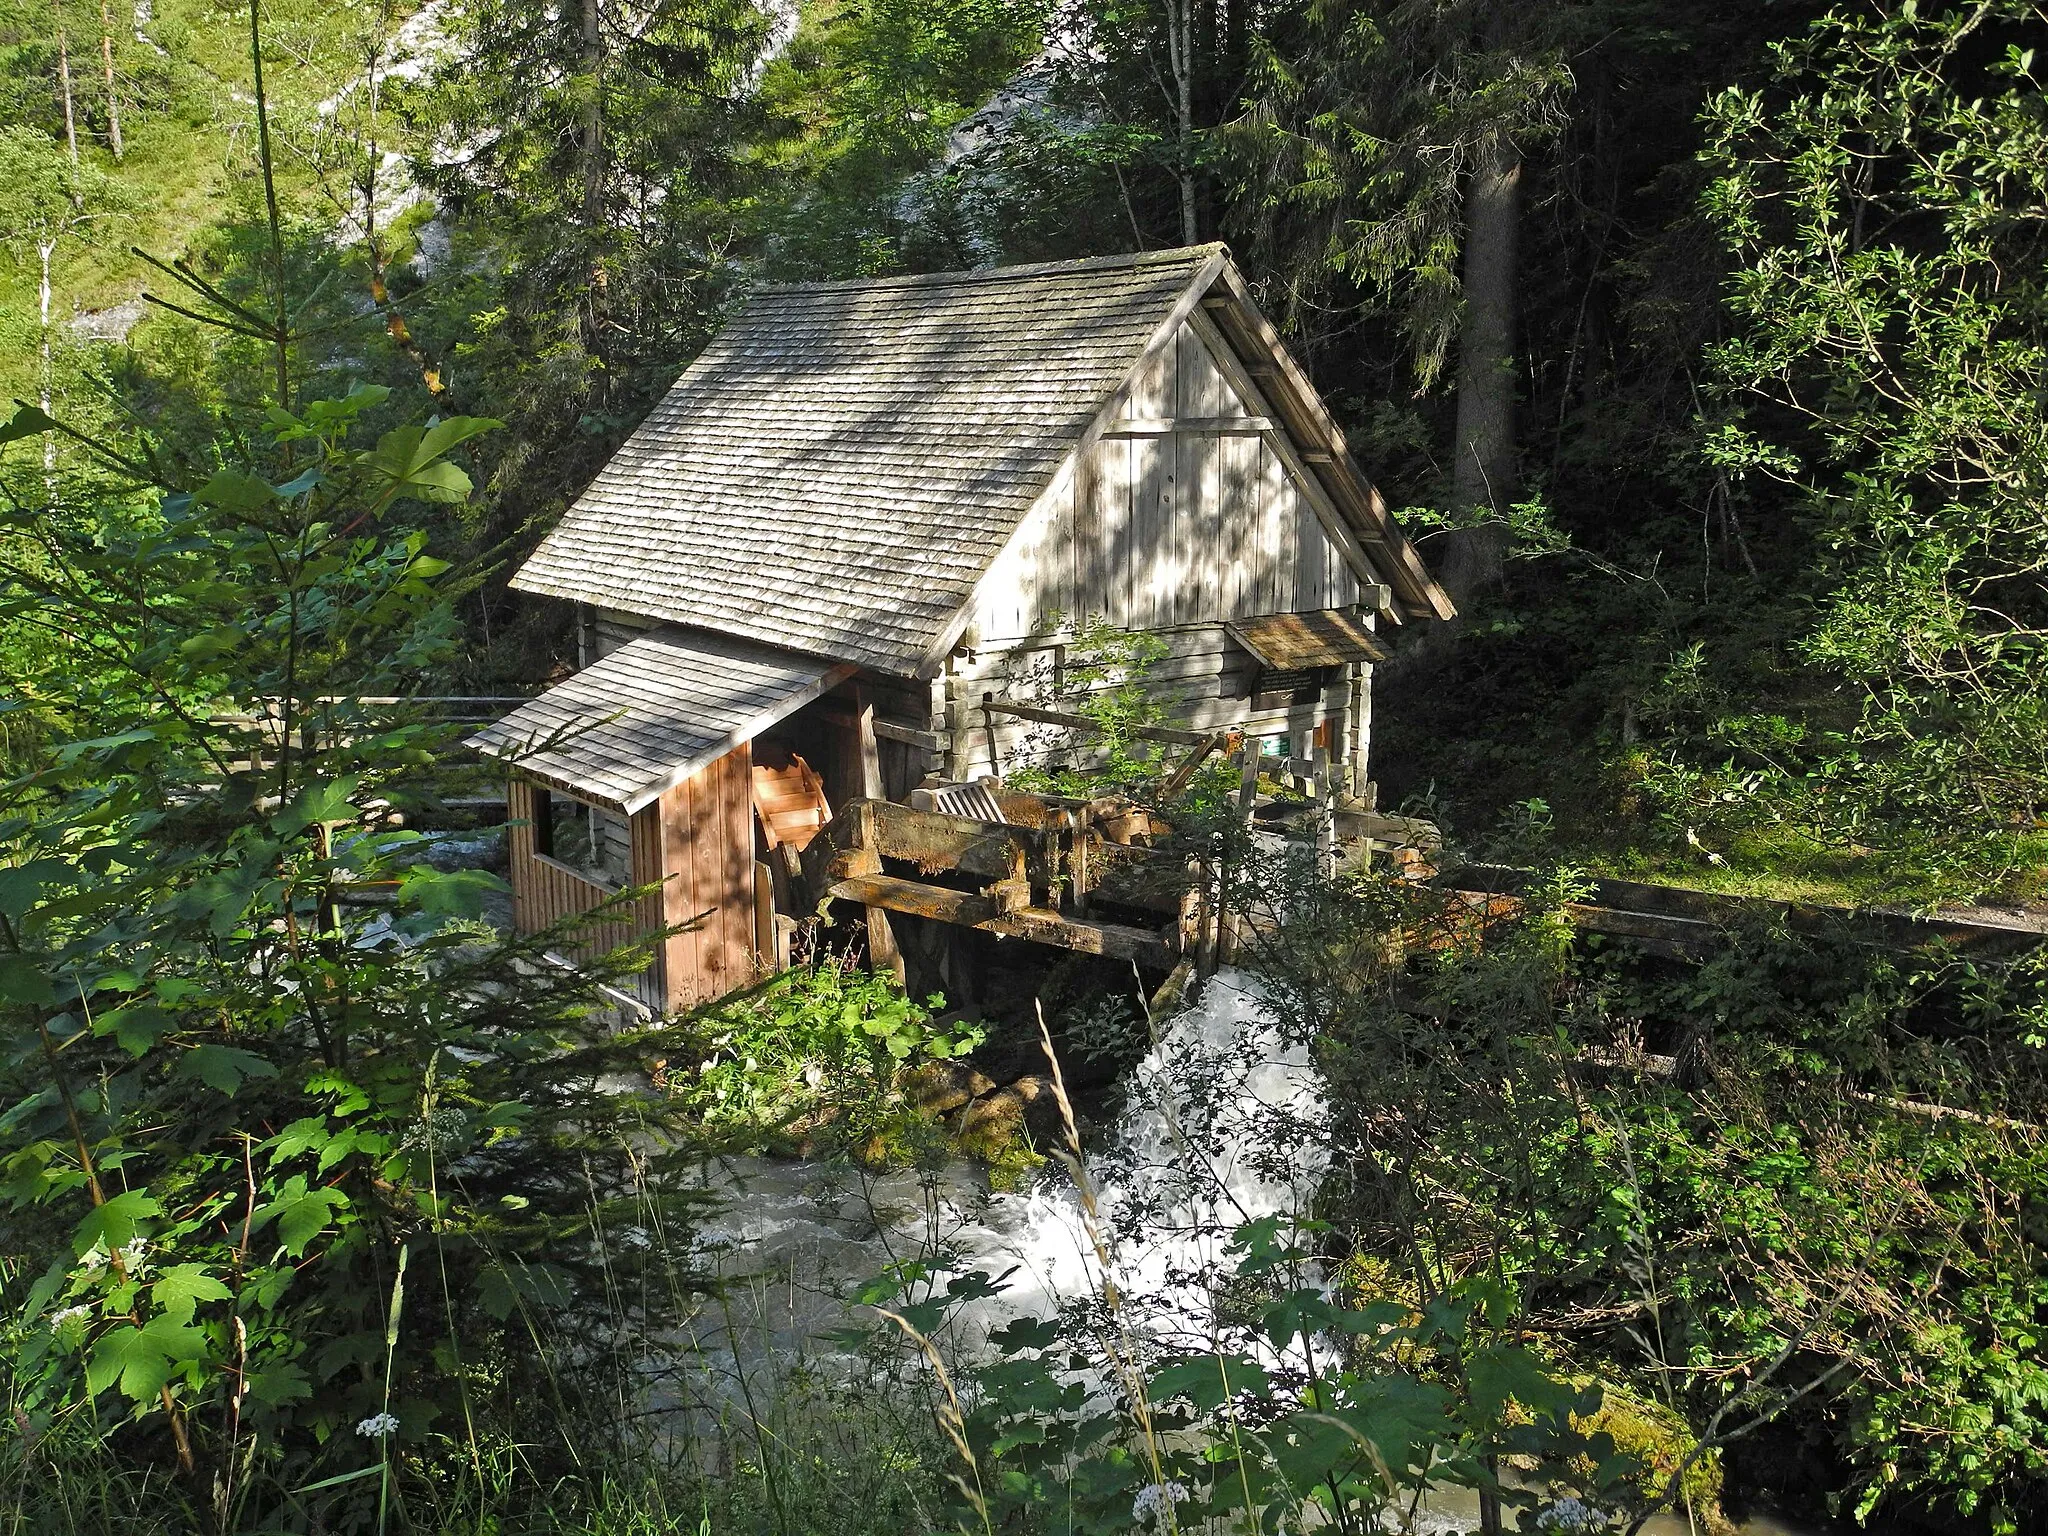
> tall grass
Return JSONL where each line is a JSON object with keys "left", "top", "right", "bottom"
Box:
{"left": 4, "top": 1219, "right": 955, "bottom": 1536}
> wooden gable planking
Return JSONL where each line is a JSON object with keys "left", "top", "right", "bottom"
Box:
{"left": 969, "top": 317, "right": 1364, "bottom": 645}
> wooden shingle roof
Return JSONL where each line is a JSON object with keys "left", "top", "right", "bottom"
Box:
{"left": 465, "top": 628, "right": 854, "bottom": 814}
{"left": 510, "top": 245, "right": 1451, "bottom": 675}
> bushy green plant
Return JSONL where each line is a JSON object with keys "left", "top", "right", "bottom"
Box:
{"left": 1676, "top": 0, "right": 2048, "bottom": 892}
{"left": 877, "top": 1213, "right": 1633, "bottom": 1534}
{"left": 677, "top": 960, "right": 984, "bottom": 1156}
{"left": 1008, "top": 616, "right": 1173, "bottom": 803}
{"left": 0, "top": 387, "right": 717, "bottom": 1528}
{"left": 1238, "top": 840, "right": 2048, "bottom": 1532}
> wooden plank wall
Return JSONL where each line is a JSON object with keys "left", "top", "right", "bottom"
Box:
{"left": 658, "top": 741, "right": 759, "bottom": 1011}
{"left": 506, "top": 776, "right": 667, "bottom": 1011}
{"left": 944, "top": 636, "right": 1360, "bottom": 780}
{"left": 974, "top": 319, "right": 1361, "bottom": 645}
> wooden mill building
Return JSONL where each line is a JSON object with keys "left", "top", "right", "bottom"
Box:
{"left": 470, "top": 243, "right": 1453, "bottom": 1014}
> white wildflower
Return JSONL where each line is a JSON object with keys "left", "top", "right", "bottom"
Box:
{"left": 48, "top": 1305, "right": 91, "bottom": 1332}
{"left": 1130, "top": 1480, "right": 1189, "bottom": 1527}
{"left": 1536, "top": 1496, "right": 1607, "bottom": 1533}
{"left": 119, "top": 1238, "right": 150, "bottom": 1274}
{"left": 355, "top": 1412, "right": 400, "bottom": 1439}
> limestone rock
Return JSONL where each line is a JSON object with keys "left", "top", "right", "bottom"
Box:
{"left": 903, "top": 1060, "right": 996, "bottom": 1116}
{"left": 956, "top": 1089, "right": 1025, "bottom": 1159}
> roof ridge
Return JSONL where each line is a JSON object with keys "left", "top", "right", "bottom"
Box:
{"left": 756, "top": 243, "right": 1229, "bottom": 297}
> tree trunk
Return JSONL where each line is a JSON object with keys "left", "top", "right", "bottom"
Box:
{"left": 55, "top": 17, "right": 79, "bottom": 165}
{"left": 1440, "top": 133, "right": 1520, "bottom": 607}
{"left": 1166, "top": 0, "right": 1198, "bottom": 243}
{"left": 580, "top": 0, "right": 605, "bottom": 227}
{"left": 39, "top": 240, "right": 56, "bottom": 482}
{"left": 98, "top": 0, "right": 122, "bottom": 159}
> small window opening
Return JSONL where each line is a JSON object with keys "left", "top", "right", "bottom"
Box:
{"left": 530, "top": 784, "right": 631, "bottom": 886}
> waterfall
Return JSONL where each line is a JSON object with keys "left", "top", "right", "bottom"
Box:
{"left": 686, "top": 965, "right": 1324, "bottom": 1357}
{"left": 944, "top": 967, "right": 1324, "bottom": 1343}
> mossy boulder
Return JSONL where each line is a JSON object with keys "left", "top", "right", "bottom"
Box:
{"left": 902, "top": 1060, "right": 996, "bottom": 1115}
{"left": 1573, "top": 1386, "right": 1732, "bottom": 1536}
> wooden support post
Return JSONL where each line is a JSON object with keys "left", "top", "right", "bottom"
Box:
{"left": 852, "top": 799, "right": 905, "bottom": 984}
{"left": 1313, "top": 746, "right": 1335, "bottom": 874}
{"left": 1349, "top": 665, "right": 1371, "bottom": 796}
{"left": 1071, "top": 800, "right": 1091, "bottom": 915}
{"left": 854, "top": 682, "right": 884, "bottom": 800}
{"left": 868, "top": 903, "right": 905, "bottom": 985}
{"left": 980, "top": 691, "right": 1003, "bottom": 780}
{"left": 1157, "top": 731, "right": 1225, "bottom": 802}
{"left": 1237, "top": 737, "right": 1261, "bottom": 824}
{"left": 942, "top": 689, "right": 971, "bottom": 782}
{"left": 754, "top": 860, "right": 777, "bottom": 971}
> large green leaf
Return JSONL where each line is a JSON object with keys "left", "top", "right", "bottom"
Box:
{"left": 0, "top": 858, "right": 69, "bottom": 921}
{"left": 0, "top": 403, "right": 57, "bottom": 445}
{"left": 397, "top": 864, "right": 508, "bottom": 919}
{"left": 253, "top": 1177, "right": 350, "bottom": 1257}
{"left": 274, "top": 776, "right": 360, "bottom": 836}
{"left": 73, "top": 1190, "right": 162, "bottom": 1256}
{"left": 193, "top": 469, "right": 279, "bottom": 511}
{"left": 363, "top": 416, "right": 501, "bottom": 508}
{"left": 152, "top": 1263, "right": 232, "bottom": 1324}
{"left": 0, "top": 952, "right": 56, "bottom": 1005}
{"left": 176, "top": 1044, "right": 279, "bottom": 1094}
{"left": 85, "top": 1316, "right": 209, "bottom": 1403}
{"left": 96, "top": 1003, "right": 173, "bottom": 1057}
{"left": 1465, "top": 1342, "right": 1590, "bottom": 1422}
{"left": 1148, "top": 1352, "right": 1272, "bottom": 1412}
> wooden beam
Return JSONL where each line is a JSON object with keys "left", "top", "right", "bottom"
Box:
{"left": 833, "top": 873, "right": 998, "bottom": 926}
{"left": 853, "top": 683, "right": 884, "bottom": 800}
{"left": 826, "top": 879, "right": 1180, "bottom": 968}
{"left": 1157, "top": 732, "right": 1226, "bottom": 800}
{"left": 873, "top": 719, "right": 944, "bottom": 752}
{"left": 1101, "top": 416, "right": 1274, "bottom": 436}
{"left": 867, "top": 798, "right": 1038, "bottom": 882}
{"left": 984, "top": 908, "right": 1177, "bottom": 968}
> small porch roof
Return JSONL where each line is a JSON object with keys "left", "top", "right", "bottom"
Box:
{"left": 1226, "top": 609, "right": 1389, "bottom": 670}
{"left": 467, "top": 627, "right": 854, "bottom": 815}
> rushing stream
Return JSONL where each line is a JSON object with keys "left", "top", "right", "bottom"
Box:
{"left": 686, "top": 967, "right": 1316, "bottom": 1354}
{"left": 678, "top": 966, "right": 1810, "bottom": 1536}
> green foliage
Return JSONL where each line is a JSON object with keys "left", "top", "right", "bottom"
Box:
{"left": 1008, "top": 616, "right": 1173, "bottom": 801}
{"left": 677, "top": 959, "right": 985, "bottom": 1155}
{"left": 1226, "top": 0, "right": 1575, "bottom": 383}
{"left": 1237, "top": 843, "right": 2048, "bottom": 1533}
{"left": 1672, "top": 0, "right": 2048, "bottom": 885}
{"left": 881, "top": 1219, "right": 1631, "bottom": 1534}
{"left": 0, "top": 390, "right": 716, "bottom": 1524}
{"left": 754, "top": 0, "right": 1050, "bottom": 275}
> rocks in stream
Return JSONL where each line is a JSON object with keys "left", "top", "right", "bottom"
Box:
{"left": 954, "top": 1075, "right": 1059, "bottom": 1160}
{"left": 901, "top": 1062, "right": 1061, "bottom": 1167}
{"left": 902, "top": 1060, "right": 996, "bottom": 1115}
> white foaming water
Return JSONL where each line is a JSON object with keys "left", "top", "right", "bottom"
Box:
{"left": 685, "top": 966, "right": 1322, "bottom": 1357}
